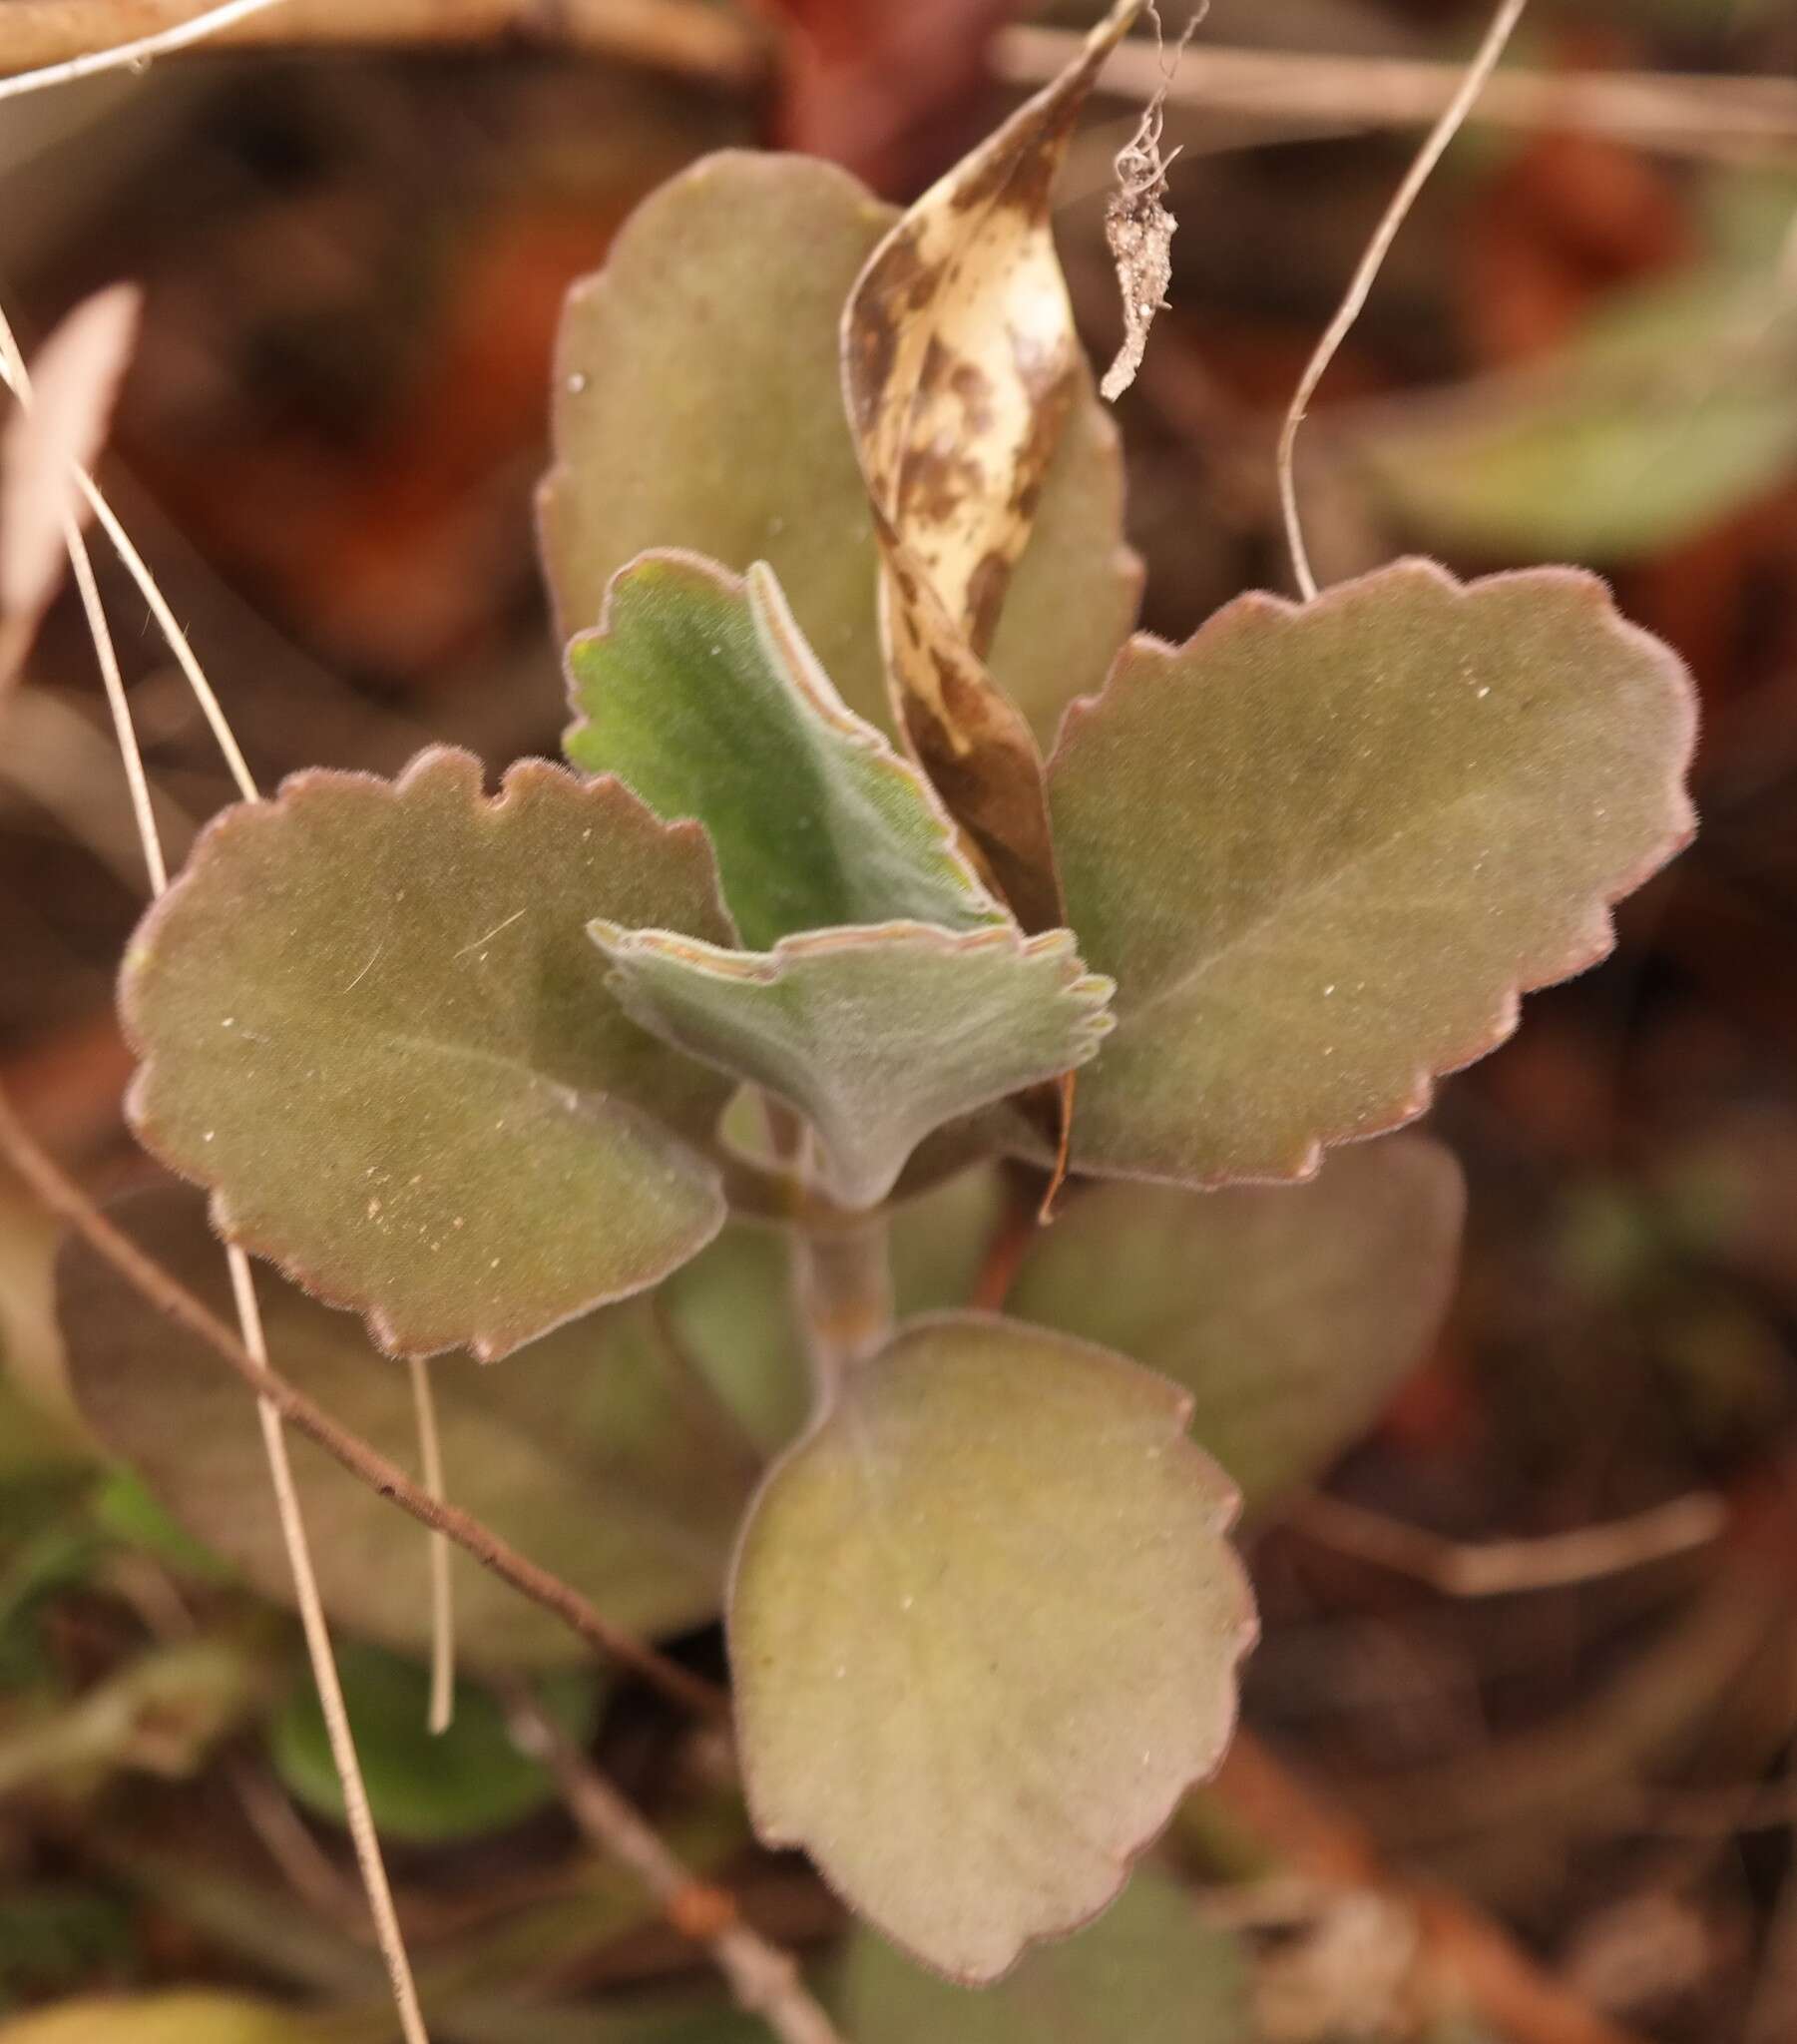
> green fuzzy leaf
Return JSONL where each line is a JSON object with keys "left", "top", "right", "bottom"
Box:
{"left": 1007, "top": 1136, "right": 1464, "bottom": 1513}
{"left": 122, "top": 747, "right": 735, "bottom": 1360}
{"left": 269, "top": 1643, "right": 603, "bottom": 1842}
{"left": 566, "top": 554, "right": 1001, "bottom": 949}
{"left": 0, "top": 1997, "right": 331, "bottom": 2044}
{"left": 837, "top": 1865, "right": 1252, "bottom": 2042}
{"left": 1050, "top": 562, "right": 1695, "bottom": 1186}
{"left": 540, "top": 151, "right": 1137, "bottom": 745}
{"left": 593, "top": 922, "right": 1111, "bottom": 1209}
{"left": 60, "top": 1192, "right": 760, "bottom": 1668}
{"left": 730, "top": 1313, "right": 1254, "bottom": 1982}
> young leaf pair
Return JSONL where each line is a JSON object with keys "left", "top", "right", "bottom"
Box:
{"left": 119, "top": 549, "right": 1110, "bottom": 1364}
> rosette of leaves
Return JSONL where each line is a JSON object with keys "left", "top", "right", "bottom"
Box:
{"left": 66, "top": 0, "right": 1697, "bottom": 1991}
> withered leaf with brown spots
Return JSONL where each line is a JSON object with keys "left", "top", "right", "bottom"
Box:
{"left": 842, "top": 0, "right": 1143, "bottom": 934}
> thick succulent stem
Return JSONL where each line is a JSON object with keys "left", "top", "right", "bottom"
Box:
{"left": 792, "top": 1214, "right": 893, "bottom": 1400}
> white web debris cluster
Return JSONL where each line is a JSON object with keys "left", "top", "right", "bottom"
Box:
{"left": 1101, "top": 2, "right": 1202, "bottom": 403}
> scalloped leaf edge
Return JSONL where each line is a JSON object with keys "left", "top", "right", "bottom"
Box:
{"left": 1048, "top": 557, "right": 1699, "bottom": 1192}
{"left": 121, "top": 747, "right": 732, "bottom": 1360}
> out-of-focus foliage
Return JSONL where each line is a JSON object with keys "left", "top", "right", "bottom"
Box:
{"left": 268, "top": 1644, "right": 605, "bottom": 1843}
{"left": 1346, "top": 176, "right": 1797, "bottom": 559}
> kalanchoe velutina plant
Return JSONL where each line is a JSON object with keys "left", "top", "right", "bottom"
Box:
{"left": 66, "top": 0, "right": 1694, "bottom": 1990}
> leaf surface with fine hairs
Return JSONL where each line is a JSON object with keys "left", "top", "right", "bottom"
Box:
{"left": 593, "top": 921, "right": 1111, "bottom": 1210}
{"left": 566, "top": 553, "right": 1001, "bottom": 950}
{"left": 1050, "top": 561, "right": 1697, "bottom": 1186}
{"left": 730, "top": 1312, "right": 1254, "bottom": 1982}
{"left": 123, "top": 747, "right": 733, "bottom": 1359}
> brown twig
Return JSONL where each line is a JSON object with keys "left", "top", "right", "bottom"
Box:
{"left": 1277, "top": 0, "right": 1529, "bottom": 603}
{"left": 1000, "top": 30, "right": 1797, "bottom": 166}
{"left": 968, "top": 1172, "right": 1040, "bottom": 1313}
{"left": 1290, "top": 1489, "right": 1728, "bottom": 1598}
{"left": 0, "top": 1082, "right": 729, "bottom": 1725}
{"left": 1211, "top": 1733, "right": 1653, "bottom": 2044}
{"left": 0, "top": 0, "right": 768, "bottom": 90}
{"left": 502, "top": 1688, "right": 845, "bottom": 2044}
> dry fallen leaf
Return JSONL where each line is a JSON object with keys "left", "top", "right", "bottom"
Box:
{"left": 0, "top": 282, "right": 142, "bottom": 691}
{"left": 842, "top": 0, "right": 1142, "bottom": 932}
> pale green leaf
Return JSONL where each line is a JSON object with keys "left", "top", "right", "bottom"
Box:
{"left": 122, "top": 747, "right": 734, "bottom": 1360}
{"left": 1347, "top": 264, "right": 1797, "bottom": 561}
{"left": 0, "top": 1995, "right": 330, "bottom": 2044}
{"left": 565, "top": 553, "right": 1000, "bottom": 949}
{"left": 60, "top": 1192, "right": 760, "bottom": 1667}
{"left": 730, "top": 1313, "right": 1255, "bottom": 1982}
{"left": 269, "top": 1643, "right": 604, "bottom": 1842}
{"left": 1007, "top": 1136, "right": 1464, "bottom": 1512}
{"left": 1345, "top": 176, "right": 1797, "bottom": 561}
{"left": 1050, "top": 562, "right": 1695, "bottom": 1186}
{"left": 540, "top": 151, "right": 1137, "bottom": 747}
{"left": 593, "top": 922, "right": 1111, "bottom": 1209}
{"left": 838, "top": 1865, "right": 1252, "bottom": 2042}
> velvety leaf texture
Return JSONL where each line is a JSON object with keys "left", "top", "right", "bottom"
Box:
{"left": 1006, "top": 1135, "right": 1465, "bottom": 1512}
{"left": 540, "top": 150, "right": 1136, "bottom": 748}
{"left": 122, "top": 747, "right": 734, "bottom": 1359}
{"left": 730, "top": 1313, "right": 1255, "bottom": 1982}
{"left": 592, "top": 922, "right": 1112, "bottom": 1210}
{"left": 60, "top": 1193, "right": 759, "bottom": 1667}
{"left": 1050, "top": 562, "right": 1697, "bottom": 1186}
{"left": 838, "top": 1866, "right": 1253, "bottom": 2043}
{"left": 565, "top": 553, "right": 1001, "bottom": 949}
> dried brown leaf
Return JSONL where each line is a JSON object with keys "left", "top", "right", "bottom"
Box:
{"left": 842, "top": 0, "right": 1141, "bottom": 929}
{"left": 0, "top": 283, "right": 141, "bottom": 687}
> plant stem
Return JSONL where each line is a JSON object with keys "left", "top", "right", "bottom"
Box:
{"left": 791, "top": 1216, "right": 893, "bottom": 1399}
{"left": 503, "top": 1688, "right": 846, "bottom": 2044}
{"left": 0, "top": 1085, "right": 731, "bottom": 1724}
{"left": 1001, "top": 31, "right": 1797, "bottom": 167}
{"left": 407, "top": 1353, "right": 456, "bottom": 1736}
{"left": 244, "top": 1291, "right": 431, "bottom": 2044}
{"left": 0, "top": 0, "right": 765, "bottom": 92}
{"left": 1276, "top": 0, "right": 1528, "bottom": 602}
{"left": 0, "top": 0, "right": 291, "bottom": 104}
{"left": 0, "top": 289, "right": 430, "bottom": 2042}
